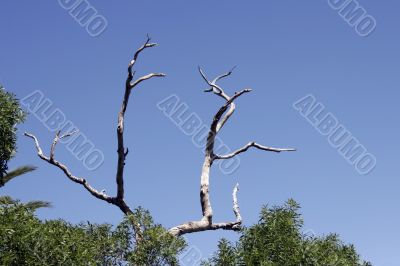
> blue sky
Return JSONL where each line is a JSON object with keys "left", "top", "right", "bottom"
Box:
{"left": 1, "top": 1, "right": 399, "bottom": 265}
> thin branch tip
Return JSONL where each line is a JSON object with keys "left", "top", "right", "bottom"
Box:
{"left": 146, "top": 43, "right": 158, "bottom": 48}
{"left": 215, "top": 142, "right": 296, "bottom": 160}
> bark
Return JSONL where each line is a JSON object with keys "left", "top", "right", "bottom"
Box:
{"left": 169, "top": 67, "right": 295, "bottom": 236}
{"left": 25, "top": 39, "right": 296, "bottom": 240}
{"left": 25, "top": 36, "right": 165, "bottom": 241}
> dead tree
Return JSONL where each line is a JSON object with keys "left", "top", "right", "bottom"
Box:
{"left": 25, "top": 37, "right": 295, "bottom": 239}
{"left": 168, "top": 67, "right": 295, "bottom": 236}
{"left": 25, "top": 36, "right": 165, "bottom": 239}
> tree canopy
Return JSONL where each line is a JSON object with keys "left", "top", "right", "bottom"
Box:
{"left": 203, "top": 199, "right": 371, "bottom": 266}
{"left": 0, "top": 202, "right": 186, "bottom": 266}
{"left": 0, "top": 197, "right": 372, "bottom": 265}
{"left": 0, "top": 85, "right": 26, "bottom": 179}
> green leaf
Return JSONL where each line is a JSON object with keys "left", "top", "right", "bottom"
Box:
{"left": 0, "top": 165, "right": 37, "bottom": 187}
{"left": 24, "top": 200, "right": 52, "bottom": 210}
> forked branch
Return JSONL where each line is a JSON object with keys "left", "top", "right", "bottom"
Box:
{"left": 25, "top": 132, "right": 114, "bottom": 204}
{"left": 169, "top": 67, "right": 295, "bottom": 236}
{"left": 25, "top": 39, "right": 295, "bottom": 240}
{"left": 117, "top": 36, "right": 165, "bottom": 201}
{"left": 25, "top": 37, "right": 165, "bottom": 240}
{"left": 215, "top": 142, "right": 296, "bottom": 160}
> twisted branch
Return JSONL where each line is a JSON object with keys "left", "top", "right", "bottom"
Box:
{"left": 25, "top": 36, "right": 165, "bottom": 241}
{"left": 169, "top": 67, "right": 295, "bottom": 236}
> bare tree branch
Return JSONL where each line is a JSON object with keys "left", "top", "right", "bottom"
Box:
{"left": 25, "top": 132, "right": 114, "bottom": 203}
{"left": 169, "top": 183, "right": 243, "bottom": 235}
{"left": 49, "top": 131, "right": 60, "bottom": 162}
{"left": 128, "top": 35, "right": 157, "bottom": 79}
{"left": 198, "top": 67, "right": 247, "bottom": 133}
{"left": 24, "top": 38, "right": 295, "bottom": 241}
{"left": 215, "top": 142, "right": 296, "bottom": 160}
{"left": 130, "top": 73, "right": 166, "bottom": 89}
{"left": 169, "top": 70, "right": 253, "bottom": 236}
{"left": 50, "top": 131, "right": 79, "bottom": 162}
{"left": 25, "top": 36, "right": 164, "bottom": 242}
{"left": 232, "top": 183, "right": 242, "bottom": 224}
{"left": 116, "top": 37, "right": 165, "bottom": 201}
{"left": 212, "top": 66, "right": 236, "bottom": 84}
{"left": 169, "top": 68, "right": 295, "bottom": 236}
{"left": 211, "top": 89, "right": 251, "bottom": 146}
{"left": 198, "top": 67, "right": 229, "bottom": 100}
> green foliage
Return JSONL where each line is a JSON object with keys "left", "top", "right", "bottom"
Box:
{"left": 202, "top": 239, "right": 237, "bottom": 266}
{"left": 0, "top": 202, "right": 186, "bottom": 265}
{"left": 204, "top": 199, "right": 371, "bottom": 266}
{"left": 0, "top": 85, "right": 26, "bottom": 179}
{"left": 125, "top": 207, "right": 187, "bottom": 265}
{"left": 0, "top": 165, "right": 36, "bottom": 188}
{"left": 0, "top": 165, "right": 52, "bottom": 211}
{"left": 0, "top": 197, "right": 52, "bottom": 211}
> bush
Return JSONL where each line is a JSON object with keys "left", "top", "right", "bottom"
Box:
{"left": 203, "top": 199, "right": 371, "bottom": 266}
{"left": 0, "top": 202, "right": 186, "bottom": 265}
